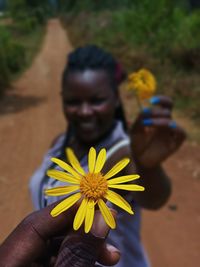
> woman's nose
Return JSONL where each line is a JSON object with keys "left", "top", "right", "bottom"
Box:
{"left": 78, "top": 102, "right": 93, "bottom": 117}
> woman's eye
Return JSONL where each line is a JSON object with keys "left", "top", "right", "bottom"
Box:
{"left": 91, "top": 98, "right": 106, "bottom": 105}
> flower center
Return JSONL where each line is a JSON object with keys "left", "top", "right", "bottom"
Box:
{"left": 80, "top": 172, "right": 108, "bottom": 201}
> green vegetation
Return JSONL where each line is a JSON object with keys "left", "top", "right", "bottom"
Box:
{"left": 0, "top": 0, "right": 49, "bottom": 95}
{"left": 0, "top": 26, "right": 25, "bottom": 90}
{"left": 61, "top": 0, "right": 200, "bottom": 122}
{"left": 8, "top": 0, "right": 50, "bottom": 33}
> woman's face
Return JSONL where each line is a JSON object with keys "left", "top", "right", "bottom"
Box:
{"left": 62, "top": 70, "right": 118, "bottom": 144}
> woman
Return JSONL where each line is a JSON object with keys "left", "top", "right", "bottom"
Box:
{"left": 30, "top": 45, "right": 185, "bottom": 266}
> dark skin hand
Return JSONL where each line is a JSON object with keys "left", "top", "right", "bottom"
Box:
{"left": 131, "top": 95, "right": 186, "bottom": 168}
{"left": 129, "top": 95, "right": 186, "bottom": 209}
{"left": 104, "top": 95, "right": 186, "bottom": 210}
{"left": 0, "top": 202, "right": 120, "bottom": 267}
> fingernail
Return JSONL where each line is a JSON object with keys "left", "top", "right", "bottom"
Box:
{"left": 106, "top": 244, "right": 121, "bottom": 255}
{"left": 142, "top": 119, "right": 153, "bottom": 126}
{"left": 142, "top": 107, "right": 151, "bottom": 114}
{"left": 169, "top": 121, "right": 177, "bottom": 128}
{"left": 150, "top": 96, "right": 160, "bottom": 104}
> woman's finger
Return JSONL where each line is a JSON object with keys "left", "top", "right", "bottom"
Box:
{"left": 141, "top": 118, "right": 176, "bottom": 128}
{"left": 141, "top": 118, "right": 186, "bottom": 143}
{"left": 150, "top": 95, "right": 173, "bottom": 109}
{"left": 141, "top": 107, "right": 171, "bottom": 119}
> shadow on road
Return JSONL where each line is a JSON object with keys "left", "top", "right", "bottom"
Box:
{"left": 0, "top": 89, "right": 46, "bottom": 115}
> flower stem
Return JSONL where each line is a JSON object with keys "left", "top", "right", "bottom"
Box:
{"left": 136, "top": 94, "right": 143, "bottom": 111}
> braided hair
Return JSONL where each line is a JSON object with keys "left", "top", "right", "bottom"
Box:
{"left": 62, "top": 45, "right": 127, "bottom": 131}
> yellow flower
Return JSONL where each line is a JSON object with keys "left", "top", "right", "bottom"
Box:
{"left": 45, "top": 147, "right": 144, "bottom": 233}
{"left": 128, "top": 68, "right": 156, "bottom": 100}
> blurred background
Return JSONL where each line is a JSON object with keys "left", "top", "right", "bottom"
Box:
{"left": 0, "top": 1, "right": 200, "bottom": 266}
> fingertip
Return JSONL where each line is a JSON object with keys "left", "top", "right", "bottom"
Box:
{"left": 106, "top": 244, "right": 121, "bottom": 264}
{"left": 98, "top": 243, "right": 121, "bottom": 266}
{"left": 169, "top": 121, "right": 177, "bottom": 129}
{"left": 149, "top": 96, "right": 160, "bottom": 105}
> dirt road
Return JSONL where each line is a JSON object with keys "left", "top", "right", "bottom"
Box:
{"left": 0, "top": 19, "right": 71, "bottom": 238}
{"left": 0, "top": 19, "right": 199, "bottom": 267}
{"left": 143, "top": 143, "right": 200, "bottom": 267}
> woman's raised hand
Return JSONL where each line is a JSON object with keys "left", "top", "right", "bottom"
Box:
{"left": 130, "top": 95, "right": 186, "bottom": 168}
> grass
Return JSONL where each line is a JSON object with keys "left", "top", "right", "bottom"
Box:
{"left": 11, "top": 24, "right": 46, "bottom": 80}
{"left": 0, "top": 22, "right": 45, "bottom": 90}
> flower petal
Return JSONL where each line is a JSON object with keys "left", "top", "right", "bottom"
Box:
{"left": 66, "top": 148, "right": 85, "bottom": 176}
{"left": 85, "top": 199, "right": 95, "bottom": 233}
{"left": 108, "top": 184, "right": 145, "bottom": 191}
{"left": 45, "top": 185, "right": 79, "bottom": 196}
{"left": 98, "top": 199, "right": 116, "bottom": 229}
{"left": 47, "top": 170, "right": 80, "bottom": 184}
{"left": 105, "top": 190, "right": 134, "bottom": 215}
{"left": 104, "top": 158, "right": 130, "bottom": 179}
{"left": 51, "top": 158, "right": 81, "bottom": 178}
{"left": 50, "top": 193, "right": 81, "bottom": 217}
{"left": 94, "top": 148, "right": 106, "bottom": 173}
{"left": 73, "top": 198, "right": 88, "bottom": 231}
{"left": 88, "top": 147, "right": 96, "bottom": 173}
{"left": 108, "top": 174, "right": 140, "bottom": 185}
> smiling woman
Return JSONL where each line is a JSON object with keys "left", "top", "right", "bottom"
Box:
{"left": 29, "top": 45, "right": 185, "bottom": 267}
{"left": 62, "top": 70, "right": 118, "bottom": 143}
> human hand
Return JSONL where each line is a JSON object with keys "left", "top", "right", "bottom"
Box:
{"left": 0, "top": 202, "right": 120, "bottom": 267}
{"left": 130, "top": 95, "right": 186, "bottom": 168}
